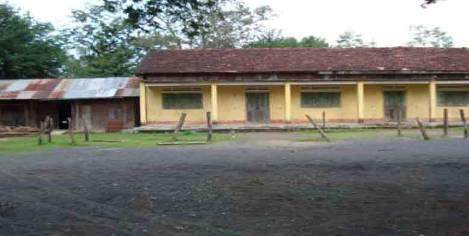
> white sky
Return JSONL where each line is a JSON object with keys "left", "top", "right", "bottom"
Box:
{"left": 4, "top": 0, "right": 469, "bottom": 47}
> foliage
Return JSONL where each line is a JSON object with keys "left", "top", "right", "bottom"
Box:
{"left": 63, "top": 5, "right": 139, "bottom": 77}
{"left": 64, "top": 0, "right": 274, "bottom": 77}
{"left": 247, "top": 30, "right": 330, "bottom": 48}
{"left": 103, "top": 0, "right": 219, "bottom": 37}
{"left": 336, "top": 31, "right": 368, "bottom": 48}
{"left": 186, "top": 0, "right": 274, "bottom": 48}
{"left": 0, "top": 4, "right": 66, "bottom": 79}
{"left": 407, "top": 25, "right": 453, "bottom": 48}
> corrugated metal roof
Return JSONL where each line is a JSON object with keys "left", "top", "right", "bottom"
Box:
{"left": 0, "top": 77, "right": 140, "bottom": 100}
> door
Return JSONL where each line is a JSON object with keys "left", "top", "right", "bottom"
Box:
{"left": 384, "top": 91, "right": 406, "bottom": 122}
{"left": 58, "top": 102, "right": 71, "bottom": 129}
{"left": 246, "top": 93, "right": 270, "bottom": 123}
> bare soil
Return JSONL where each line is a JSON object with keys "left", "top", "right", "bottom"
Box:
{"left": 0, "top": 133, "right": 468, "bottom": 235}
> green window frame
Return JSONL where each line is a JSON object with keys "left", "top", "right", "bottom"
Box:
{"left": 162, "top": 93, "right": 203, "bottom": 109}
{"left": 438, "top": 91, "right": 469, "bottom": 107}
{"left": 301, "top": 92, "right": 341, "bottom": 108}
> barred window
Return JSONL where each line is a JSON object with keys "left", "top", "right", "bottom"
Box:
{"left": 438, "top": 91, "right": 469, "bottom": 107}
{"left": 301, "top": 92, "right": 341, "bottom": 108}
{"left": 162, "top": 93, "right": 203, "bottom": 109}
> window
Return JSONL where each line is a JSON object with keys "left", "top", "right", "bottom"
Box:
{"left": 301, "top": 92, "right": 341, "bottom": 108}
{"left": 162, "top": 93, "right": 203, "bottom": 109}
{"left": 438, "top": 91, "right": 469, "bottom": 106}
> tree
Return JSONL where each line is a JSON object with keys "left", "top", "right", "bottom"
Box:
{"left": 336, "top": 31, "right": 366, "bottom": 48}
{"left": 300, "top": 36, "right": 330, "bottom": 48}
{"left": 64, "top": 4, "right": 143, "bottom": 77}
{"left": 65, "top": 0, "right": 274, "bottom": 77}
{"left": 247, "top": 30, "right": 329, "bottom": 48}
{"left": 186, "top": 0, "right": 274, "bottom": 48}
{"left": 102, "top": 0, "right": 219, "bottom": 37}
{"left": 408, "top": 25, "right": 453, "bottom": 48}
{"left": 0, "top": 4, "right": 66, "bottom": 79}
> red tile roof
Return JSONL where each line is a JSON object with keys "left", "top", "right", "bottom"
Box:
{"left": 137, "top": 47, "right": 469, "bottom": 75}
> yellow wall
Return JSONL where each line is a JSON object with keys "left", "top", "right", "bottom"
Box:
{"left": 143, "top": 83, "right": 469, "bottom": 124}
{"left": 363, "top": 85, "right": 383, "bottom": 120}
{"left": 146, "top": 86, "right": 211, "bottom": 123}
{"left": 270, "top": 86, "right": 285, "bottom": 122}
{"left": 291, "top": 85, "right": 358, "bottom": 122}
{"left": 406, "top": 85, "right": 430, "bottom": 120}
{"left": 363, "top": 84, "right": 432, "bottom": 121}
{"left": 217, "top": 85, "right": 286, "bottom": 122}
{"left": 436, "top": 106, "right": 469, "bottom": 120}
{"left": 218, "top": 86, "right": 246, "bottom": 122}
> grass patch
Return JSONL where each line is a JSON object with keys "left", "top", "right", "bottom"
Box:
{"left": 0, "top": 131, "right": 231, "bottom": 154}
{"left": 295, "top": 127, "right": 467, "bottom": 142}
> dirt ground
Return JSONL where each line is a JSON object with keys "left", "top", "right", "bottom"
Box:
{"left": 0, "top": 132, "right": 468, "bottom": 236}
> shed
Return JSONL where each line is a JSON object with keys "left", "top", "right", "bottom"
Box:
{"left": 0, "top": 77, "right": 140, "bottom": 132}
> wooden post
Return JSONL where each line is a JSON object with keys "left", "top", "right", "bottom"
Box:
{"left": 416, "top": 118, "right": 430, "bottom": 141}
{"left": 46, "top": 116, "right": 53, "bottom": 143}
{"left": 206, "top": 112, "right": 213, "bottom": 142}
{"left": 82, "top": 117, "right": 89, "bottom": 142}
{"left": 173, "top": 113, "right": 187, "bottom": 141}
{"left": 38, "top": 121, "right": 45, "bottom": 145}
{"left": 322, "top": 111, "right": 326, "bottom": 130}
{"left": 67, "top": 117, "right": 76, "bottom": 145}
{"left": 443, "top": 108, "right": 449, "bottom": 137}
{"left": 305, "top": 114, "right": 331, "bottom": 142}
{"left": 460, "top": 109, "right": 468, "bottom": 139}
{"left": 397, "top": 108, "right": 402, "bottom": 137}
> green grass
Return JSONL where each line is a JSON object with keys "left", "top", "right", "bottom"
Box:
{"left": 0, "top": 132, "right": 231, "bottom": 154}
{"left": 295, "top": 127, "right": 467, "bottom": 142}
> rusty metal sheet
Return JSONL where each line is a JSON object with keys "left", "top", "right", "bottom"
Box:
{"left": 51, "top": 77, "right": 139, "bottom": 100}
{"left": 0, "top": 79, "right": 57, "bottom": 100}
{"left": 0, "top": 77, "right": 140, "bottom": 100}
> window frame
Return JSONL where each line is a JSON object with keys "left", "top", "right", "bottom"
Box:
{"left": 300, "top": 91, "right": 342, "bottom": 108}
{"left": 161, "top": 92, "right": 203, "bottom": 110}
{"left": 437, "top": 90, "right": 469, "bottom": 107}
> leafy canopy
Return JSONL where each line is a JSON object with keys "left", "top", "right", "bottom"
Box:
{"left": 102, "top": 0, "right": 218, "bottom": 37}
{"left": 64, "top": 0, "right": 276, "bottom": 77}
{"left": 247, "top": 31, "right": 330, "bottom": 48}
{"left": 64, "top": 4, "right": 138, "bottom": 77}
{"left": 408, "top": 25, "right": 453, "bottom": 48}
{"left": 0, "top": 4, "right": 66, "bottom": 79}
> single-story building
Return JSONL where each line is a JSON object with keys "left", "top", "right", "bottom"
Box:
{"left": 136, "top": 47, "right": 469, "bottom": 127}
{"left": 0, "top": 77, "right": 140, "bottom": 131}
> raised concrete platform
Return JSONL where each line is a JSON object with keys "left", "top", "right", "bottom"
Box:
{"left": 134, "top": 121, "right": 464, "bottom": 133}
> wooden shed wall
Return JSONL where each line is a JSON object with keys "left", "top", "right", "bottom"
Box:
{"left": 72, "top": 98, "right": 138, "bottom": 132}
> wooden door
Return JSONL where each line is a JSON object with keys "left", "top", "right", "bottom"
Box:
{"left": 246, "top": 93, "right": 270, "bottom": 123}
{"left": 384, "top": 91, "right": 406, "bottom": 122}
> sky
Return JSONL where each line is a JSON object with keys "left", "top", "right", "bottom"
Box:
{"left": 4, "top": 0, "right": 469, "bottom": 47}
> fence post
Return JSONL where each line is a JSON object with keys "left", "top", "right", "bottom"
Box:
{"left": 67, "top": 117, "right": 76, "bottom": 145}
{"left": 322, "top": 111, "right": 326, "bottom": 130}
{"left": 44, "top": 116, "right": 53, "bottom": 143}
{"left": 460, "top": 109, "right": 468, "bottom": 139}
{"left": 38, "top": 121, "right": 45, "bottom": 145}
{"left": 305, "top": 114, "right": 331, "bottom": 142}
{"left": 443, "top": 108, "right": 449, "bottom": 137}
{"left": 82, "top": 117, "right": 90, "bottom": 142}
{"left": 206, "top": 112, "right": 213, "bottom": 142}
{"left": 173, "top": 113, "right": 187, "bottom": 141}
{"left": 416, "top": 118, "right": 430, "bottom": 141}
{"left": 397, "top": 108, "right": 402, "bottom": 137}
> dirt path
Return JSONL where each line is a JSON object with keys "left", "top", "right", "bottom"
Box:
{"left": 0, "top": 133, "right": 468, "bottom": 235}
